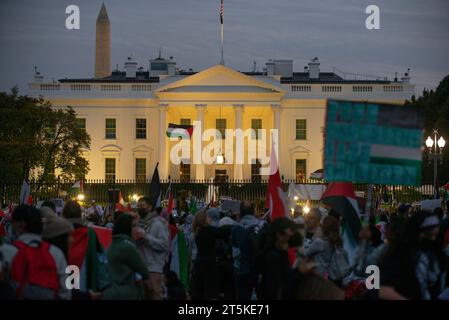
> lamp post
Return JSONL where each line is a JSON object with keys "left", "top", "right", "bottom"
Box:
{"left": 425, "top": 129, "right": 446, "bottom": 199}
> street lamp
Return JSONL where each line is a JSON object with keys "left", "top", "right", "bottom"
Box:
{"left": 425, "top": 129, "right": 445, "bottom": 199}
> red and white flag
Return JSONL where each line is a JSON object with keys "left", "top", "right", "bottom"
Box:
{"left": 116, "top": 191, "right": 127, "bottom": 211}
{"left": 265, "top": 140, "right": 287, "bottom": 220}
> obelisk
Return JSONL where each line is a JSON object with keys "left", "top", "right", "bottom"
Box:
{"left": 95, "top": 3, "right": 110, "bottom": 78}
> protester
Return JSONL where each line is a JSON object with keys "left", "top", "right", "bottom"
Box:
{"left": 190, "top": 209, "right": 230, "bottom": 299}
{"left": 379, "top": 211, "right": 448, "bottom": 300}
{"left": 258, "top": 217, "right": 303, "bottom": 299}
{"left": 41, "top": 206, "right": 74, "bottom": 259}
{"left": 6, "top": 206, "right": 71, "bottom": 299}
{"left": 303, "top": 215, "right": 351, "bottom": 286}
{"left": 103, "top": 214, "right": 149, "bottom": 300}
{"left": 63, "top": 200, "right": 108, "bottom": 298}
{"left": 231, "top": 201, "right": 266, "bottom": 299}
{"left": 134, "top": 196, "right": 169, "bottom": 300}
{"left": 303, "top": 208, "right": 323, "bottom": 249}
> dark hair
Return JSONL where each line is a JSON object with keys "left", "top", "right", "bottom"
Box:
{"left": 138, "top": 196, "right": 154, "bottom": 208}
{"left": 113, "top": 214, "right": 133, "bottom": 237}
{"left": 322, "top": 215, "right": 342, "bottom": 248}
{"left": 41, "top": 200, "right": 56, "bottom": 212}
{"left": 155, "top": 207, "right": 162, "bottom": 215}
{"left": 45, "top": 234, "right": 69, "bottom": 259}
{"left": 62, "top": 200, "right": 82, "bottom": 219}
{"left": 240, "top": 200, "right": 254, "bottom": 217}
{"left": 11, "top": 205, "right": 42, "bottom": 234}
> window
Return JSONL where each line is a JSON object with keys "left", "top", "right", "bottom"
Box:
{"left": 180, "top": 118, "right": 191, "bottom": 126}
{"left": 251, "top": 119, "right": 262, "bottom": 140}
{"left": 180, "top": 161, "right": 190, "bottom": 182}
{"left": 295, "top": 119, "right": 307, "bottom": 140}
{"left": 216, "top": 119, "right": 226, "bottom": 139}
{"left": 135, "top": 158, "right": 146, "bottom": 181}
{"left": 76, "top": 118, "right": 86, "bottom": 131}
{"left": 105, "top": 158, "right": 116, "bottom": 181}
{"left": 296, "top": 159, "right": 307, "bottom": 181}
{"left": 135, "top": 119, "right": 146, "bottom": 139}
{"left": 105, "top": 118, "right": 116, "bottom": 139}
{"left": 251, "top": 159, "right": 262, "bottom": 182}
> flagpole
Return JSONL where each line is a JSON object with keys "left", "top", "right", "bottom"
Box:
{"left": 220, "top": 23, "right": 224, "bottom": 65}
{"left": 220, "top": 0, "right": 224, "bottom": 65}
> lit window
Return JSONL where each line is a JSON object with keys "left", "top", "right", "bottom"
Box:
{"left": 295, "top": 119, "right": 307, "bottom": 140}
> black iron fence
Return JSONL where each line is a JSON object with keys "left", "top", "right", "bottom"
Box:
{"left": 0, "top": 179, "right": 438, "bottom": 207}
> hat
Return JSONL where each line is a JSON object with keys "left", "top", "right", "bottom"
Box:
{"left": 42, "top": 214, "right": 74, "bottom": 239}
{"left": 206, "top": 208, "right": 221, "bottom": 226}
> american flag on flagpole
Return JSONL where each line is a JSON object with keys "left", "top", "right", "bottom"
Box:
{"left": 220, "top": 0, "right": 223, "bottom": 24}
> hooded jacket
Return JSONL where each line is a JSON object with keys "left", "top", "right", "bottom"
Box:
{"left": 103, "top": 234, "right": 149, "bottom": 300}
{"left": 136, "top": 212, "right": 169, "bottom": 273}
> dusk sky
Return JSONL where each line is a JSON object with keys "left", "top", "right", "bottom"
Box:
{"left": 1, "top": 0, "right": 448, "bottom": 94}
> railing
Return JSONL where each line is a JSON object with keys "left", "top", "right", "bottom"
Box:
{"left": 0, "top": 180, "right": 438, "bottom": 207}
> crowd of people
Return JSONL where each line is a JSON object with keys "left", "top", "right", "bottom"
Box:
{"left": 1, "top": 195, "right": 449, "bottom": 300}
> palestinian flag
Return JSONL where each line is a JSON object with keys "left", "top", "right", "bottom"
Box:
{"left": 265, "top": 139, "right": 288, "bottom": 220}
{"left": 324, "top": 100, "right": 424, "bottom": 186}
{"left": 321, "top": 182, "right": 361, "bottom": 265}
{"left": 170, "top": 230, "right": 189, "bottom": 291}
{"left": 68, "top": 226, "right": 111, "bottom": 291}
{"left": 150, "top": 163, "right": 162, "bottom": 207}
{"left": 71, "top": 180, "right": 84, "bottom": 193}
{"left": 166, "top": 123, "right": 193, "bottom": 139}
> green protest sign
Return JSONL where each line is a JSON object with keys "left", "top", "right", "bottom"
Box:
{"left": 324, "top": 100, "right": 424, "bottom": 185}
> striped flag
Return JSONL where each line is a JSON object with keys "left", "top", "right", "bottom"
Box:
{"left": 71, "top": 180, "right": 84, "bottom": 193}
{"left": 166, "top": 123, "right": 193, "bottom": 139}
{"left": 220, "top": 0, "right": 224, "bottom": 24}
{"left": 170, "top": 230, "right": 189, "bottom": 291}
{"left": 324, "top": 100, "right": 424, "bottom": 186}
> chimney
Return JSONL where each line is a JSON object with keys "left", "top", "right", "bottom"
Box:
{"left": 124, "top": 57, "right": 137, "bottom": 78}
{"left": 308, "top": 57, "right": 320, "bottom": 79}
{"left": 401, "top": 68, "right": 411, "bottom": 84}
{"left": 266, "top": 60, "right": 274, "bottom": 76}
{"left": 95, "top": 3, "right": 111, "bottom": 78}
{"left": 33, "top": 66, "right": 43, "bottom": 83}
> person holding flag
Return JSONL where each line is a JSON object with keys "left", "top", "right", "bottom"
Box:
{"left": 134, "top": 195, "right": 169, "bottom": 300}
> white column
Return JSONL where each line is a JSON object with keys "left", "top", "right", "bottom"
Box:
{"left": 233, "top": 104, "right": 244, "bottom": 180}
{"left": 158, "top": 104, "right": 168, "bottom": 179}
{"left": 271, "top": 103, "right": 281, "bottom": 174}
{"left": 195, "top": 104, "right": 206, "bottom": 180}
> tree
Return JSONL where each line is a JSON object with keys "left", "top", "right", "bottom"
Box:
{"left": 0, "top": 88, "right": 91, "bottom": 183}
{"left": 405, "top": 75, "right": 449, "bottom": 184}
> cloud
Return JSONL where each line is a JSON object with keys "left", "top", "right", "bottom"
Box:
{"left": 0, "top": 0, "right": 448, "bottom": 94}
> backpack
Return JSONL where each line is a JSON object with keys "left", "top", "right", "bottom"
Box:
{"left": 10, "top": 240, "right": 60, "bottom": 299}
{"left": 328, "top": 247, "right": 351, "bottom": 281}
